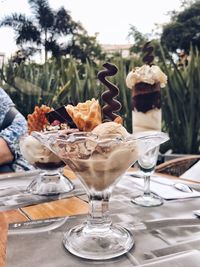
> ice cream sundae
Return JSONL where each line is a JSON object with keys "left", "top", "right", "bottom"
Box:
{"left": 53, "top": 63, "right": 138, "bottom": 191}
{"left": 21, "top": 105, "right": 65, "bottom": 169}
{"left": 20, "top": 105, "right": 76, "bottom": 195}
{"left": 24, "top": 62, "right": 169, "bottom": 259}
{"left": 126, "top": 42, "right": 167, "bottom": 132}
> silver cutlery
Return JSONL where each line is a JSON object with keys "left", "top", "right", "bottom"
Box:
{"left": 173, "top": 183, "right": 193, "bottom": 193}
{"left": 128, "top": 173, "right": 194, "bottom": 193}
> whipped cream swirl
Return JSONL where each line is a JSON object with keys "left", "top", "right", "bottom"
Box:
{"left": 126, "top": 65, "right": 167, "bottom": 89}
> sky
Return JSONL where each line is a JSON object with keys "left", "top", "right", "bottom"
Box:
{"left": 0, "top": 0, "right": 182, "bottom": 58}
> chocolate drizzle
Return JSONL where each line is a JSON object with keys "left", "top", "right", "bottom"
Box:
{"left": 97, "top": 62, "right": 121, "bottom": 121}
{"left": 142, "top": 41, "right": 154, "bottom": 66}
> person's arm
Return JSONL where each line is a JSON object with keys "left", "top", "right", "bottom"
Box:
{"left": 0, "top": 112, "right": 27, "bottom": 165}
{"left": 0, "top": 137, "right": 14, "bottom": 164}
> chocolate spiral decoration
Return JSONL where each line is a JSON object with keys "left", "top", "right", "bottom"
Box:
{"left": 97, "top": 62, "right": 121, "bottom": 121}
{"left": 142, "top": 41, "right": 154, "bottom": 65}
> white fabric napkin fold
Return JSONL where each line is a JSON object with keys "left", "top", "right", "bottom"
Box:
{"left": 180, "top": 160, "right": 200, "bottom": 182}
{"left": 125, "top": 173, "right": 200, "bottom": 200}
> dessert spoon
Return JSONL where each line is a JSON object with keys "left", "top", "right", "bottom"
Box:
{"left": 128, "top": 173, "right": 193, "bottom": 193}
{"left": 173, "top": 183, "right": 193, "bottom": 193}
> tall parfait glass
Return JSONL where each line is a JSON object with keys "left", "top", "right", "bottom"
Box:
{"left": 31, "top": 130, "right": 169, "bottom": 260}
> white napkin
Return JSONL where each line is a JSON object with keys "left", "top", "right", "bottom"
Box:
{"left": 180, "top": 160, "right": 200, "bottom": 182}
{"left": 126, "top": 173, "right": 200, "bottom": 200}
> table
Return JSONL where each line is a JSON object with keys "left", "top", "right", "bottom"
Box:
{"left": 0, "top": 197, "right": 88, "bottom": 267}
{"left": 0, "top": 168, "right": 89, "bottom": 267}
{"left": 1, "top": 170, "right": 200, "bottom": 267}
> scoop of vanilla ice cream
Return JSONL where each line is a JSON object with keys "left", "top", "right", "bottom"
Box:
{"left": 92, "top": 122, "right": 130, "bottom": 138}
{"left": 20, "top": 135, "right": 61, "bottom": 165}
{"left": 126, "top": 65, "right": 167, "bottom": 89}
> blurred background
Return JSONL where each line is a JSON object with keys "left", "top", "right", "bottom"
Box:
{"left": 0, "top": 0, "right": 199, "bottom": 155}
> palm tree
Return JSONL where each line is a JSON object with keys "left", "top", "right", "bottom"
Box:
{"left": 0, "top": 0, "right": 83, "bottom": 61}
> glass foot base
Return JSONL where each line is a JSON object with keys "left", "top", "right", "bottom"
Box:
{"left": 27, "top": 172, "right": 74, "bottom": 196}
{"left": 132, "top": 194, "right": 163, "bottom": 207}
{"left": 63, "top": 223, "right": 134, "bottom": 260}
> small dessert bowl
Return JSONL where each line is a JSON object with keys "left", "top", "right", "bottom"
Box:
{"left": 19, "top": 133, "right": 74, "bottom": 196}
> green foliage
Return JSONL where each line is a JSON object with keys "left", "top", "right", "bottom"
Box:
{"left": 0, "top": 58, "right": 132, "bottom": 132}
{"left": 1, "top": 60, "right": 59, "bottom": 113}
{"left": 128, "top": 25, "right": 148, "bottom": 54}
{"left": 161, "top": 1, "right": 200, "bottom": 53}
{"left": 127, "top": 26, "right": 164, "bottom": 62}
{"left": 67, "top": 34, "right": 106, "bottom": 63}
{"left": 160, "top": 45, "right": 200, "bottom": 154}
{"left": 0, "top": 51, "right": 199, "bottom": 154}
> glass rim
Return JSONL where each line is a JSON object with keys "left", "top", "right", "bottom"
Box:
{"left": 53, "top": 130, "right": 169, "bottom": 145}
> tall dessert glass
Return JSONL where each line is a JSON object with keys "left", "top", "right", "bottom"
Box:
{"left": 31, "top": 130, "right": 168, "bottom": 260}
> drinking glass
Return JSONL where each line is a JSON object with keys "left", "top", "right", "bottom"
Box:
{"left": 20, "top": 133, "right": 74, "bottom": 196}
{"left": 131, "top": 146, "right": 163, "bottom": 207}
{"left": 31, "top": 130, "right": 168, "bottom": 260}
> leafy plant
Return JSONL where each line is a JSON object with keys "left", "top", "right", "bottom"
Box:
{"left": 0, "top": 57, "right": 133, "bottom": 129}
{"left": 0, "top": 52, "right": 199, "bottom": 154}
{"left": 0, "top": 60, "right": 59, "bottom": 116}
{"left": 160, "top": 45, "right": 200, "bottom": 154}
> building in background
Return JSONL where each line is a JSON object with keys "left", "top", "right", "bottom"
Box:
{"left": 101, "top": 44, "right": 132, "bottom": 58}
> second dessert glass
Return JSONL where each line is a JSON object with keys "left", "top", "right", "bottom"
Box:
{"left": 31, "top": 130, "right": 168, "bottom": 260}
{"left": 131, "top": 146, "right": 163, "bottom": 207}
{"left": 20, "top": 133, "right": 74, "bottom": 196}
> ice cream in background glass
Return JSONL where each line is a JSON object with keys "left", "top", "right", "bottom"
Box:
{"left": 30, "top": 62, "right": 169, "bottom": 260}
{"left": 19, "top": 105, "right": 74, "bottom": 195}
{"left": 126, "top": 42, "right": 167, "bottom": 133}
{"left": 126, "top": 42, "right": 168, "bottom": 207}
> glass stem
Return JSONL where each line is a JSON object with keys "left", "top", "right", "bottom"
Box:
{"left": 143, "top": 175, "right": 151, "bottom": 197}
{"left": 86, "top": 189, "right": 112, "bottom": 232}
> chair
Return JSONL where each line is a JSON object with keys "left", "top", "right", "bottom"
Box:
{"left": 155, "top": 155, "right": 200, "bottom": 177}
